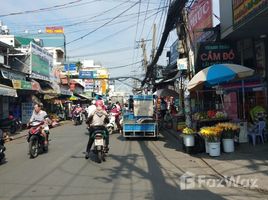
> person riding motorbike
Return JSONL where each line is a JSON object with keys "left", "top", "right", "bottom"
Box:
{"left": 110, "top": 101, "right": 122, "bottom": 132}
{"left": 85, "top": 100, "right": 109, "bottom": 159}
{"left": 28, "top": 103, "right": 50, "bottom": 146}
{"left": 86, "top": 100, "right": 96, "bottom": 117}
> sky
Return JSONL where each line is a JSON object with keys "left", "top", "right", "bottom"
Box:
{"left": 0, "top": 0, "right": 219, "bottom": 92}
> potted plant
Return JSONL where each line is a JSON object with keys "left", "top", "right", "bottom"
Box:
{"left": 182, "top": 127, "right": 195, "bottom": 147}
{"left": 200, "top": 126, "right": 222, "bottom": 156}
{"left": 217, "top": 123, "right": 239, "bottom": 153}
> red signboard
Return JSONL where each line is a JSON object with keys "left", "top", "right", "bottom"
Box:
{"left": 188, "top": 0, "right": 213, "bottom": 43}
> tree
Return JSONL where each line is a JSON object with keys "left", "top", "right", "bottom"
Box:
{"left": 75, "top": 61, "right": 83, "bottom": 72}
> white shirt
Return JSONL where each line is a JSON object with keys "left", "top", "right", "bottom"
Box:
{"left": 30, "top": 110, "right": 49, "bottom": 130}
{"left": 87, "top": 105, "right": 96, "bottom": 117}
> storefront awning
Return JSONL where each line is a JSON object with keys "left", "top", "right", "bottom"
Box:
{"left": 0, "top": 84, "right": 17, "bottom": 97}
{"left": 75, "top": 93, "right": 91, "bottom": 100}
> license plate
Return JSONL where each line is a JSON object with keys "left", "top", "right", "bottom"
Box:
{"left": 94, "top": 139, "right": 104, "bottom": 146}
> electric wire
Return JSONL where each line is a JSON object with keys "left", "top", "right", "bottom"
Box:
{"left": 66, "top": 1, "right": 140, "bottom": 45}
{"left": 0, "top": 0, "right": 98, "bottom": 18}
{"left": 68, "top": 9, "right": 163, "bottom": 52}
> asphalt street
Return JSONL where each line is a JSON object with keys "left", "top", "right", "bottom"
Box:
{"left": 0, "top": 122, "right": 266, "bottom": 200}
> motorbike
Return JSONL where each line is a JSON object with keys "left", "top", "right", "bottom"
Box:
{"left": 107, "top": 113, "right": 117, "bottom": 135}
{"left": 27, "top": 120, "right": 49, "bottom": 159}
{"left": 0, "top": 129, "right": 6, "bottom": 163}
{"left": 73, "top": 110, "right": 83, "bottom": 125}
{"left": 107, "top": 113, "right": 123, "bottom": 135}
{"left": 0, "top": 116, "right": 22, "bottom": 134}
{"left": 90, "top": 128, "right": 107, "bottom": 163}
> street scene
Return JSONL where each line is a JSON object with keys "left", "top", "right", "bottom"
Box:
{"left": 0, "top": 0, "right": 268, "bottom": 200}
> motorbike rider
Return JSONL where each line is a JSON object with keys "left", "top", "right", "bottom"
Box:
{"left": 28, "top": 103, "right": 50, "bottom": 146}
{"left": 72, "top": 104, "right": 83, "bottom": 120}
{"left": 85, "top": 100, "right": 109, "bottom": 159}
{"left": 86, "top": 100, "right": 96, "bottom": 117}
{"left": 110, "top": 101, "right": 122, "bottom": 132}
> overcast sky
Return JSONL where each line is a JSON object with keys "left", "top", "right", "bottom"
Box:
{"left": 1, "top": 0, "right": 220, "bottom": 91}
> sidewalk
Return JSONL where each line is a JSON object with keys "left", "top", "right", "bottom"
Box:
{"left": 4, "top": 120, "right": 71, "bottom": 142}
{"left": 164, "top": 128, "right": 268, "bottom": 192}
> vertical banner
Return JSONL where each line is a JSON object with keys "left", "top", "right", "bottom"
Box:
{"left": 188, "top": 0, "right": 213, "bottom": 43}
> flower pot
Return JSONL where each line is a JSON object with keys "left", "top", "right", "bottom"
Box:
{"left": 222, "top": 139, "right": 234, "bottom": 153}
{"left": 208, "top": 142, "right": 221, "bottom": 157}
{"left": 183, "top": 135, "right": 195, "bottom": 147}
{"left": 205, "top": 139, "right": 209, "bottom": 153}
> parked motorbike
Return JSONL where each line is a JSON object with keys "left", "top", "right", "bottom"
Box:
{"left": 27, "top": 120, "right": 49, "bottom": 159}
{"left": 0, "top": 116, "right": 22, "bottom": 134}
{"left": 91, "top": 128, "right": 107, "bottom": 163}
{"left": 0, "top": 129, "right": 6, "bottom": 163}
{"left": 73, "top": 110, "right": 83, "bottom": 125}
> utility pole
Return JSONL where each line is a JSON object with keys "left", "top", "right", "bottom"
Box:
{"left": 141, "top": 38, "right": 148, "bottom": 72}
{"left": 176, "top": 22, "right": 184, "bottom": 116}
{"left": 151, "top": 24, "right": 156, "bottom": 60}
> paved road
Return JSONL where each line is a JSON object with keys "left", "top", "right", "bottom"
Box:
{"left": 0, "top": 122, "right": 266, "bottom": 200}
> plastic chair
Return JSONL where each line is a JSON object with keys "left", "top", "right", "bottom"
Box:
{"left": 248, "top": 121, "right": 265, "bottom": 146}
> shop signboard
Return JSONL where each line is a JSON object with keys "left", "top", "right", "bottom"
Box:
{"left": 64, "top": 63, "right": 77, "bottom": 72}
{"left": 233, "top": 0, "right": 268, "bottom": 26}
{"left": 21, "top": 102, "right": 34, "bottom": 124}
{"left": 84, "top": 79, "right": 94, "bottom": 92}
{"left": 1, "top": 68, "right": 26, "bottom": 80}
{"left": 169, "top": 40, "right": 179, "bottom": 65}
{"left": 97, "top": 69, "right": 109, "bottom": 79}
{"left": 12, "top": 80, "right": 32, "bottom": 90}
{"left": 196, "top": 42, "right": 238, "bottom": 72}
{"left": 79, "top": 71, "right": 95, "bottom": 79}
{"left": 30, "top": 42, "right": 53, "bottom": 81}
{"left": 177, "top": 58, "right": 188, "bottom": 70}
{"left": 188, "top": 0, "right": 213, "bottom": 43}
{"left": 46, "top": 26, "right": 64, "bottom": 34}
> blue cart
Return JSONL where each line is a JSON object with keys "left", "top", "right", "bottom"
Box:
{"left": 123, "top": 95, "right": 158, "bottom": 138}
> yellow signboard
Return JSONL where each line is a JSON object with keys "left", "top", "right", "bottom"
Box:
{"left": 233, "top": 0, "right": 267, "bottom": 24}
{"left": 12, "top": 80, "right": 21, "bottom": 89}
{"left": 46, "top": 26, "right": 64, "bottom": 34}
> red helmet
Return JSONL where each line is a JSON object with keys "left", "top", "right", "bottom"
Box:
{"left": 95, "top": 100, "right": 104, "bottom": 107}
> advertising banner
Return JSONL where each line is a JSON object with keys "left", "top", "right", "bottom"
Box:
{"left": 188, "top": 0, "right": 213, "bottom": 43}
{"left": 30, "top": 42, "right": 53, "bottom": 81}
{"left": 46, "top": 26, "right": 64, "bottom": 34}
{"left": 196, "top": 42, "right": 238, "bottom": 72}
{"left": 233, "top": 0, "right": 268, "bottom": 26}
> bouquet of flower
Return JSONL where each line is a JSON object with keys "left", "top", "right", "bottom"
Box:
{"left": 200, "top": 126, "right": 222, "bottom": 142}
{"left": 182, "top": 127, "right": 196, "bottom": 135}
{"left": 215, "top": 111, "right": 228, "bottom": 119}
{"left": 216, "top": 123, "right": 240, "bottom": 139}
{"left": 207, "top": 110, "right": 217, "bottom": 119}
{"left": 193, "top": 112, "right": 207, "bottom": 121}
